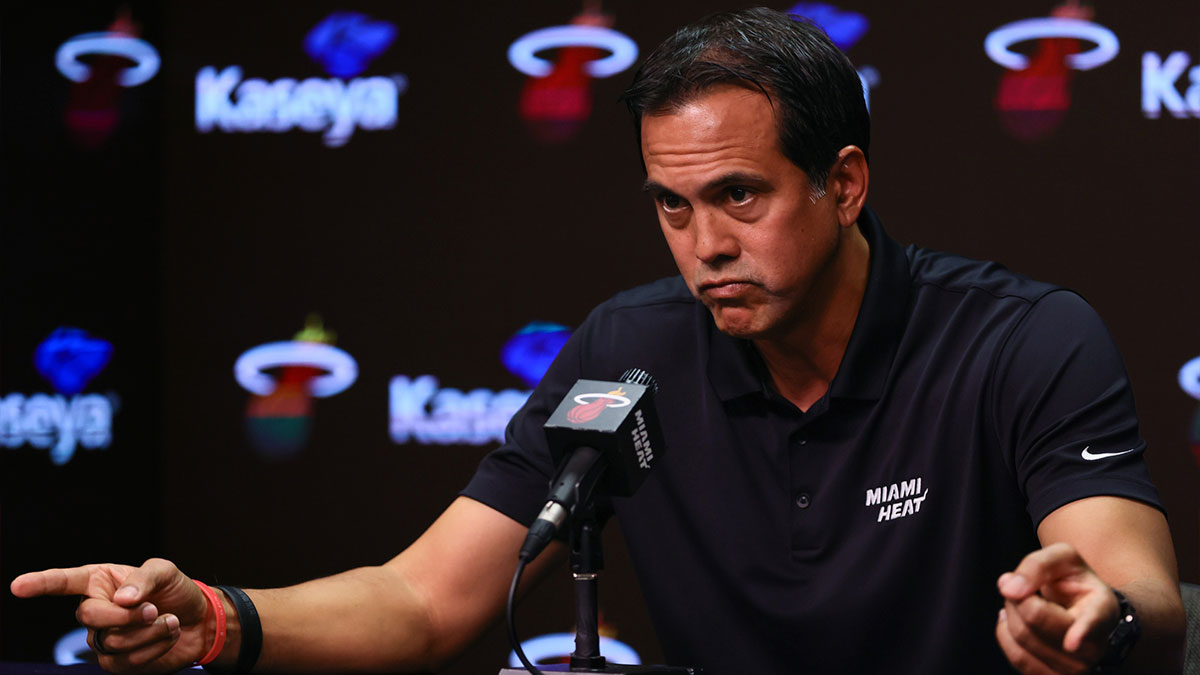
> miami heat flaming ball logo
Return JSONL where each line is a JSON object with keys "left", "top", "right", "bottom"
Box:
{"left": 545, "top": 377, "right": 664, "bottom": 497}
{"left": 508, "top": 6, "right": 638, "bottom": 142}
{"left": 234, "top": 315, "right": 357, "bottom": 459}
{"left": 566, "top": 386, "right": 630, "bottom": 424}
{"left": 55, "top": 9, "right": 160, "bottom": 148}
{"left": 985, "top": 3, "right": 1119, "bottom": 140}
{"left": 1178, "top": 356, "right": 1200, "bottom": 468}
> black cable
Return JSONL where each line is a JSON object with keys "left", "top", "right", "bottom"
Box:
{"left": 507, "top": 556, "right": 546, "bottom": 675}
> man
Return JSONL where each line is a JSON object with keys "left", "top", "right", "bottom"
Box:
{"left": 10, "top": 8, "right": 1185, "bottom": 674}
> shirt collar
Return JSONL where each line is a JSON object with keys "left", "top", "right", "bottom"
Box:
{"left": 707, "top": 206, "right": 911, "bottom": 403}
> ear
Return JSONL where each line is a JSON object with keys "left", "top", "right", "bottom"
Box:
{"left": 829, "top": 145, "right": 868, "bottom": 228}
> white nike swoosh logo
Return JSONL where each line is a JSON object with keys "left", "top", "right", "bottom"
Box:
{"left": 1080, "top": 446, "right": 1138, "bottom": 461}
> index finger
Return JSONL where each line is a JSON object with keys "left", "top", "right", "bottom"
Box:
{"left": 1000, "top": 542, "right": 1085, "bottom": 599}
{"left": 10, "top": 566, "right": 99, "bottom": 598}
{"left": 1062, "top": 584, "right": 1118, "bottom": 653}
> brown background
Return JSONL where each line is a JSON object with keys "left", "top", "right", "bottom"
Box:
{"left": 3, "top": 0, "right": 1198, "bottom": 670}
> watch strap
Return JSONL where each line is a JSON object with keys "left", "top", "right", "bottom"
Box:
{"left": 1094, "top": 588, "right": 1140, "bottom": 673}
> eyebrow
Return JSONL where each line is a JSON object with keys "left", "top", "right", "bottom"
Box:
{"left": 642, "top": 171, "right": 770, "bottom": 196}
{"left": 642, "top": 179, "right": 669, "bottom": 193}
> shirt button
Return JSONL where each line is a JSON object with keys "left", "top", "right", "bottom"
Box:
{"left": 795, "top": 493, "right": 811, "bottom": 509}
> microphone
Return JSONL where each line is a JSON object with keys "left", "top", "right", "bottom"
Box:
{"left": 518, "top": 368, "right": 665, "bottom": 561}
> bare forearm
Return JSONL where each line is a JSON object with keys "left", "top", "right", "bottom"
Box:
{"left": 1008, "top": 499, "right": 1186, "bottom": 673}
{"left": 213, "top": 566, "right": 440, "bottom": 674}
{"left": 202, "top": 498, "right": 549, "bottom": 673}
{"left": 8, "top": 499, "right": 534, "bottom": 674}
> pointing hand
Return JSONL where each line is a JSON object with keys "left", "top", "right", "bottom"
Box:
{"left": 995, "top": 542, "right": 1119, "bottom": 674}
{"left": 11, "top": 559, "right": 214, "bottom": 674}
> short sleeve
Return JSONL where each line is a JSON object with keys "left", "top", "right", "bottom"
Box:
{"left": 459, "top": 308, "right": 593, "bottom": 528}
{"left": 990, "top": 290, "right": 1162, "bottom": 525}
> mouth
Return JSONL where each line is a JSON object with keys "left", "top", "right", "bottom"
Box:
{"left": 698, "top": 279, "right": 756, "bottom": 299}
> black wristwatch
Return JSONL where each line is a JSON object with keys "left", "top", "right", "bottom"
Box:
{"left": 1094, "top": 588, "right": 1140, "bottom": 673}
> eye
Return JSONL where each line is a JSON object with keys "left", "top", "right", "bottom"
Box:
{"left": 659, "top": 192, "right": 686, "bottom": 212}
{"left": 728, "top": 187, "right": 753, "bottom": 204}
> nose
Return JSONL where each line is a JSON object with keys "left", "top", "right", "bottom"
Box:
{"left": 692, "top": 208, "right": 739, "bottom": 264}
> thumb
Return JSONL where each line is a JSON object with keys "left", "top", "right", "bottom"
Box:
{"left": 113, "top": 558, "right": 185, "bottom": 607}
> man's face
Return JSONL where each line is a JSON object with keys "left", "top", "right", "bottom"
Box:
{"left": 641, "top": 85, "right": 846, "bottom": 341}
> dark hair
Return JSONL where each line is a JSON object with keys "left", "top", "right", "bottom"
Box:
{"left": 621, "top": 7, "right": 869, "bottom": 189}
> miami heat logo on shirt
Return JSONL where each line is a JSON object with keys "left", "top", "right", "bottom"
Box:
{"left": 566, "top": 387, "right": 631, "bottom": 424}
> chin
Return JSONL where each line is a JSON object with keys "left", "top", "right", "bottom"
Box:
{"left": 709, "top": 309, "right": 767, "bottom": 340}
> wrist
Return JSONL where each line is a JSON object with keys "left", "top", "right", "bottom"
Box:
{"left": 193, "top": 581, "right": 230, "bottom": 665}
{"left": 1094, "top": 588, "right": 1140, "bottom": 673}
{"left": 207, "top": 587, "right": 242, "bottom": 669}
{"left": 205, "top": 586, "right": 263, "bottom": 674}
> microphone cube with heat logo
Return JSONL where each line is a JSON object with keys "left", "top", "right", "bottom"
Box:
{"left": 543, "top": 379, "right": 666, "bottom": 498}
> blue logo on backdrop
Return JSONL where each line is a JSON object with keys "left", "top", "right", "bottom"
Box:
{"left": 55, "top": 628, "right": 90, "bottom": 665}
{"left": 509, "top": 633, "right": 640, "bottom": 669}
{"left": 787, "top": 3, "right": 879, "bottom": 109}
{"left": 35, "top": 327, "right": 114, "bottom": 396}
{"left": 787, "top": 2, "right": 869, "bottom": 50}
{"left": 500, "top": 322, "right": 572, "bottom": 388}
{"left": 304, "top": 12, "right": 398, "bottom": 78}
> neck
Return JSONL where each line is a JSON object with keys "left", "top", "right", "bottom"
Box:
{"left": 754, "top": 223, "right": 870, "bottom": 411}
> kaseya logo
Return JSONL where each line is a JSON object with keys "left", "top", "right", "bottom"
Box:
{"left": 985, "top": 3, "right": 1119, "bottom": 140}
{"left": 0, "top": 328, "right": 116, "bottom": 465}
{"left": 234, "top": 316, "right": 357, "bottom": 459}
{"left": 196, "top": 11, "right": 406, "bottom": 147}
{"left": 509, "top": 9, "right": 638, "bottom": 142}
{"left": 1143, "top": 51, "right": 1199, "bottom": 119}
{"left": 389, "top": 322, "right": 572, "bottom": 446}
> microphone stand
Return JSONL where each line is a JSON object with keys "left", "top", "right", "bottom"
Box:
{"left": 501, "top": 503, "right": 698, "bottom": 674}
{"left": 568, "top": 513, "right": 607, "bottom": 670}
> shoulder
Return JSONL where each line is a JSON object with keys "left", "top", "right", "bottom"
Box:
{"left": 905, "top": 244, "right": 1116, "bottom": 365}
{"left": 595, "top": 276, "right": 697, "bottom": 313}
{"left": 583, "top": 276, "right": 702, "bottom": 333}
{"left": 573, "top": 276, "right": 710, "bottom": 379}
{"left": 901, "top": 245, "right": 1103, "bottom": 344}
{"left": 906, "top": 245, "right": 1062, "bottom": 306}
{"left": 897, "top": 245, "right": 1115, "bottom": 392}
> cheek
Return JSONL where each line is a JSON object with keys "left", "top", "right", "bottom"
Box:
{"left": 659, "top": 223, "right": 691, "bottom": 263}
{"left": 661, "top": 229, "right": 700, "bottom": 285}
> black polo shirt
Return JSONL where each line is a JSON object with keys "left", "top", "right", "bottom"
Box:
{"left": 462, "top": 208, "right": 1162, "bottom": 674}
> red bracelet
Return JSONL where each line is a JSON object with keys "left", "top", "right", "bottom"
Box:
{"left": 193, "top": 580, "right": 227, "bottom": 666}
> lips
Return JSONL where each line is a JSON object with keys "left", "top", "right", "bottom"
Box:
{"left": 699, "top": 279, "right": 755, "bottom": 299}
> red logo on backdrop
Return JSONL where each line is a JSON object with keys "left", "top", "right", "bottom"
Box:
{"left": 508, "top": 6, "right": 638, "bottom": 143}
{"left": 55, "top": 9, "right": 160, "bottom": 149}
{"left": 985, "top": 2, "right": 1119, "bottom": 141}
{"left": 567, "top": 387, "right": 630, "bottom": 424}
{"left": 234, "top": 315, "right": 358, "bottom": 459}
{"left": 518, "top": 15, "right": 601, "bottom": 144}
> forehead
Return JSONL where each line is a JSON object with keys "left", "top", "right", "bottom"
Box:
{"left": 640, "top": 86, "right": 788, "bottom": 186}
